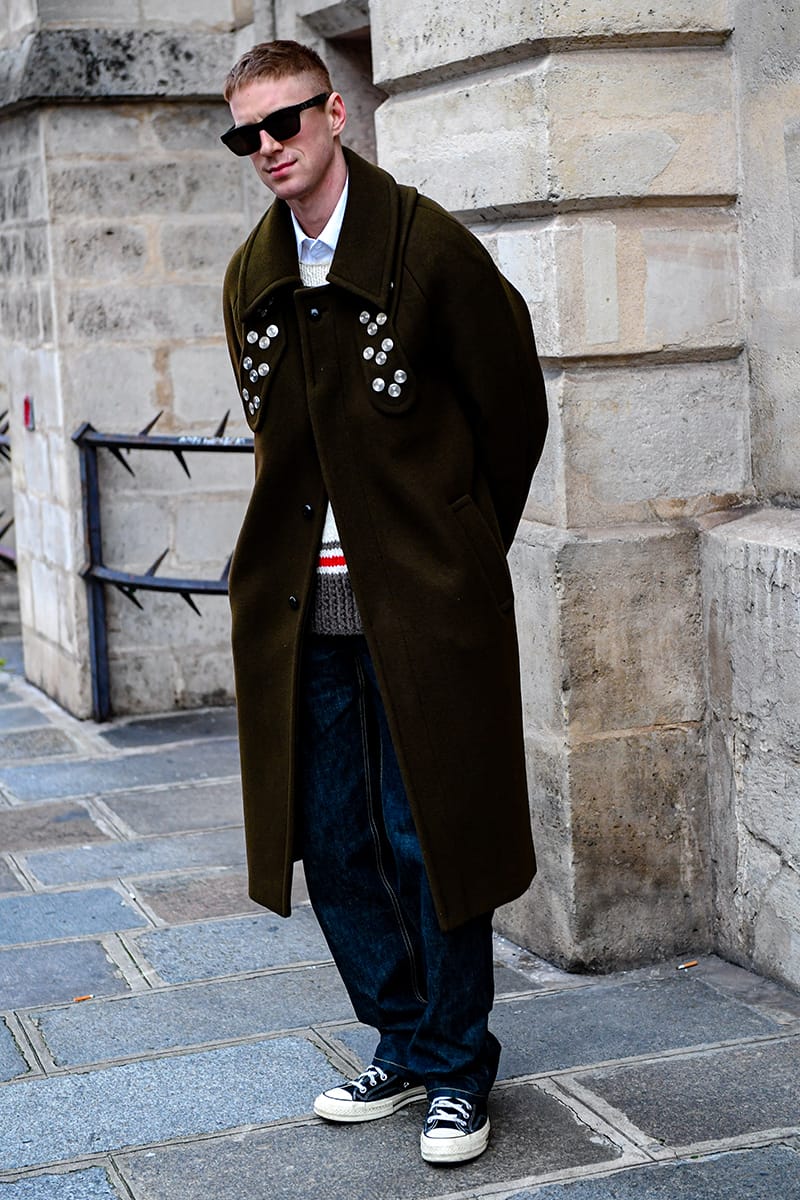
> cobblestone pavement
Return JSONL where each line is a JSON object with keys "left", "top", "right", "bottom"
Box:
{"left": 1, "top": 637, "right": 799, "bottom": 1199}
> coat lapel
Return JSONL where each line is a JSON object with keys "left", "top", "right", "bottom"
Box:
{"left": 238, "top": 148, "right": 415, "bottom": 319}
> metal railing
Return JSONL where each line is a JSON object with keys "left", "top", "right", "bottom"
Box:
{"left": 0, "top": 410, "right": 14, "bottom": 570}
{"left": 73, "top": 413, "right": 253, "bottom": 720}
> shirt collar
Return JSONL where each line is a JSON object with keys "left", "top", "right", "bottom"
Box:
{"left": 291, "top": 175, "right": 349, "bottom": 264}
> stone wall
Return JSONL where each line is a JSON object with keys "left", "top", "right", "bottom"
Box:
{"left": 372, "top": 0, "right": 745, "bottom": 968}
{"left": 698, "top": 0, "right": 800, "bottom": 990}
{"left": 0, "top": 5, "right": 262, "bottom": 713}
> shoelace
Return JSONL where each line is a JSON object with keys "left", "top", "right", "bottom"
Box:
{"left": 425, "top": 1095, "right": 473, "bottom": 1130}
{"left": 352, "top": 1064, "right": 388, "bottom": 1095}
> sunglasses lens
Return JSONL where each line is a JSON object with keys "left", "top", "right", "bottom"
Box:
{"left": 265, "top": 111, "right": 302, "bottom": 142}
{"left": 222, "top": 126, "right": 259, "bottom": 156}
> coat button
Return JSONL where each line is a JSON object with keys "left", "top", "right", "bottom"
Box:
{"left": 288, "top": 594, "right": 300, "bottom": 610}
{"left": 309, "top": 307, "right": 321, "bottom": 321}
{"left": 302, "top": 504, "right": 313, "bottom": 519}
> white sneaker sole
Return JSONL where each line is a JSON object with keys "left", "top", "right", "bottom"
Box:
{"left": 314, "top": 1083, "right": 426, "bottom": 1123}
{"left": 420, "top": 1117, "right": 491, "bottom": 1164}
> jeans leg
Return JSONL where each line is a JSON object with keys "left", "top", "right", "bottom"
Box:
{"left": 298, "top": 635, "right": 426, "bottom": 1074}
{"left": 361, "top": 648, "right": 501, "bottom": 1100}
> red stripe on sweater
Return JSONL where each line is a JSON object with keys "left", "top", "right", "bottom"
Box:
{"left": 318, "top": 553, "right": 347, "bottom": 568}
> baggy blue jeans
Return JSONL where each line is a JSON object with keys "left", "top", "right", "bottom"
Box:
{"left": 297, "top": 634, "right": 500, "bottom": 1100}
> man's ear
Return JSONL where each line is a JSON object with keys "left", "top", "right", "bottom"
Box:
{"left": 328, "top": 91, "right": 347, "bottom": 138}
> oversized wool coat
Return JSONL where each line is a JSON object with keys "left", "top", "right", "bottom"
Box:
{"left": 223, "top": 146, "right": 549, "bottom": 931}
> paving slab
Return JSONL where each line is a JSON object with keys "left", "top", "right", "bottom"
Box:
{"left": 506, "top": 1145, "right": 800, "bottom": 1198}
{"left": 0, "top": 707, "right": 50, "bottom": 733}
{"left": 23, "top": 828, "right": 246, "bottom": 887}
{"left": 0, "top": 940, "right": 132, "bottom": 1010}
{"left": 0, "top": 889, "right": 146, "bottom": 948}
{"left": 35, "top": 966, "right": 355, "bottom": 1066}
{"left": 131, "top": 907, "right": 331, "bottom": 983}
{"left": 0, "top": 730, "right": 77, "bottom": 762}
{"left": 0, "top": 1019, "right": 28, "bottom": 1082}
{"left": 0, "top": 739, "right": 240, "bottom": 802}
{"left": 99, "top": 708, "right": 238, "bottom": 748}
{"left": 0, "top": 862, "right": 23, "bottom": 894}
{"left": 0, "top": 1167, "right": 120, "bottom": 1199}
{"left": 487, "top": 976, "right": 780, "bottom": 1078}
{"left": 101, "top": 780, "right": 243, "bottom": 835}
{"left": 0, "top": 640, "right": 23, "bottom": 675}
{"left": 579, "top": 1037, "right": 800, "bottom": 1146}
{"left": 117, "top": 1081, "right": 621, "bottom": 1200}
{"left": 0, "top": 802, "right": 108, "bottom": 853}
{"left": 0, "top": 1037, "right": 333, "bottom": 1171}
{"left": 323, "top": 1022, "right": 377, "bottom": 1068}
{"left": 131, "top": 867, "right": 262, "bottom": 922}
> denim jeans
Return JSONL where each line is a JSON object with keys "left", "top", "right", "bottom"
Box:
{"left": 297, "top": 634, "right": 501, "bottom": 1100}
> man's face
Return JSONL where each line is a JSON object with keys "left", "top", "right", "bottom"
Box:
{"left": 227, "top": 72, "right": 346, "bottom": 209}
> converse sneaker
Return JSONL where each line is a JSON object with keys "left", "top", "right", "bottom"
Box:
{"left": 313, "top": 1064, "right": 426, "bottom": 1123}
{"left": 420, "top": 1094, "right": 491, "bottom": 1164}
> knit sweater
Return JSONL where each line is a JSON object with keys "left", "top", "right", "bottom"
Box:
{"left": 299, "top": 257, "right": 363, "bottom": 635}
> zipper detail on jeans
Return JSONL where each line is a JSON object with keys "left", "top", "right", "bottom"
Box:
{"left": 356, "top": 657, "right": 427, "bottom": 1006}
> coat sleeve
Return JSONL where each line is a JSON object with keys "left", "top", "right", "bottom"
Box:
{"left": 407, "top": 200, "right": 548, "bottom": 550}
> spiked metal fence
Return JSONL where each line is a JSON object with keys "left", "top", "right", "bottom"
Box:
{"left": 0, "top": 410, "right": 14, "bottom": 571}
{"left": 73, "top": 413, "right": 253, "bottom": 720}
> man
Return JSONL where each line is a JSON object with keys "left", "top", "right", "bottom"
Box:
{"left": 221, "top": 40, "right": 548, "bottom": 1165}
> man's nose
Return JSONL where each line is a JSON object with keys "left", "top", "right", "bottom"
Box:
{"left": 256, "top": 128, "right": 282, "bottom": 155}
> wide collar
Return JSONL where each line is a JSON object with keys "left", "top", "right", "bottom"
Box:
{"left": 238, "top": 147, "right": 416, "bottom": 319}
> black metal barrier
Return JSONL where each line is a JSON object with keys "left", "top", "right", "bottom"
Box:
{"left": 73, "top": 413, "right": 253, "bottom": 720}
{"left": 0, "top": 410, "right": 14, "bottom": 570}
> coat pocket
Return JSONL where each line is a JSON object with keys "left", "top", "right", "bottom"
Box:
{"left": 450, "top": 495, "right": 514, "bottom": 613}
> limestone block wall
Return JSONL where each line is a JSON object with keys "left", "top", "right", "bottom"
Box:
{"left": 696, "top": 0, "right": 800, "bottom": 990}
{"left": 373, "top": 0, "right": 745, "bottom": 967}
{"left": 702, "top": 510, "right": 800, "bottom": 990}
{"left": 0, "top": 6, "right": 263, "bottom": 714}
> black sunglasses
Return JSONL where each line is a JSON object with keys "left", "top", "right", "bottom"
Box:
{"left": 221, "top": 92, "right": 331, "bottom": 156}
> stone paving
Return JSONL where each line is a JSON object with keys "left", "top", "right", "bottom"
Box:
{"left": 0, "top": 636, "right": 799, "bottom": 1199}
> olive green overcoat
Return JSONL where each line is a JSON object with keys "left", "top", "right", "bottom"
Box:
{"left": 223, "top": 147, "right": 548, "bottom": 931}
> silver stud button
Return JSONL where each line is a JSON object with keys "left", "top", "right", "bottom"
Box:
{"left": 375, "top": 351, "right": 387, "bottom": 366}
{"left": 248, "top": 402, "right": 255, "bottom": 414}
{"left": 372, "top": 378, "right": 386, "bottom": 392}
{"left": 367, "top": 322, "right": 378, "bottom": 336}
{"left": 249, "top": 369, "right": 258, "bottom": 383}
{"left": 259, "top": 336, "right": 270, "bottom": 350}
{"left": 246, "top": 330, "right": 258, "bottom": 343}
{"left": 242, "top": 387, "right": 249, "bottom": 400}
{"left": 243, "top": 356, "right": 252, "bottom": 369}
{"left": 258, "top": 363, "right": 269, "bottom": 376}
{"left": 376, "top": 312, "right": 388, "bottom": 325}
{"left": 363, "top": 347, "right": 375, "bottom": 360}
{"left": 266, "top": 324, "right": 279, "bottom": 338}
{"left": 394, "top": 369, "right": 408, "bottom": 384}
{"left": 253, "top": 397, "right": 260, "bottom": 409}
{"left": 359, "top": 311, "right": 370, "bottom": 324}
{"left": 388, "top": 383, "right": 402, "bottom": 398}
{"left": 381, "top": 338, "right": 394, "bottom": 352}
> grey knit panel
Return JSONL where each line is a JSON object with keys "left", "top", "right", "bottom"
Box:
{"left": 311, "top": 571, "right": 364, "bottom": 635}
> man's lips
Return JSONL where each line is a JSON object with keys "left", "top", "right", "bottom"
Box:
{"left": 268, "top": 161, "right": 293, "bottom": 176}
